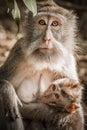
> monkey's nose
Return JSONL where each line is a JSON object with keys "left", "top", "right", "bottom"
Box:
{"left": 45, "top": 39, "right": 51, "bottom": 46}
{"left": 43, "top": 31, "right": 52, "bottom": 45}
{"left": 44, "top": 35, "right": 51, "bottom": 41}
{"left": 43, "top": 35, "right": 51, "bottom": 43}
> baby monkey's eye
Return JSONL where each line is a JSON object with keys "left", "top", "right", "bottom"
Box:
{"left": 39, "top": 19, "right": 46, "bottom": 25}
{"left": 55, "top": 94, "right": 59, "bottom": 99}
{"left": 61, "top": 90, "right": 69, "bottom": 99}
{"left": 51, "top": 21, "right": 58, "bottom": 26}
{"left": 52, "top": 85, "right": 56, "bottom": 91}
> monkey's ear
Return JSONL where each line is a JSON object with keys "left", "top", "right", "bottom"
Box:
{"left": 66, "top": 104, "right": 79, "bottom": 113}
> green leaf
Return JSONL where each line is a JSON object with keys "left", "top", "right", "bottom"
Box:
{"left": 5, "top": 0, "right": 9, "bottom": 8}
{"left": 23, "top": 0, "right": 37, "bottom": 16}
{"left": 12, "top": 0, "right": 21, "bottom": 25}
{"left": 5, "top": 0, "right": 10, "bottom": 12}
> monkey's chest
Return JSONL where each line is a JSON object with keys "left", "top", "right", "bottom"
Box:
{"left": 16, "top": 71, "right": 53, "bottom": 103}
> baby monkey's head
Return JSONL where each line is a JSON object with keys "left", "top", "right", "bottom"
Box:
{"left": 41, "top": 78, "right": 82, "bottom": 113}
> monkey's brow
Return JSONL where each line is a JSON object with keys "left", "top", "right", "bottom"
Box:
{"left": 37, "top": 12, "right": 66, "bottom": 22}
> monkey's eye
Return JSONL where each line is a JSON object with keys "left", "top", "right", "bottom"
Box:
{"left": 61, "top": 90, "right": 66, "bottom": 96}
{"left": 52, "top": 85, "right": 56, "bottom": 91}
{"left": 39, "top": 19, "right": 46, "bottom": 25}
{"left": 51, "top": 21, "right": 58, "bottom": 26}
{"left": 61, "top": 90, "right": 68, "bottom": 98}
{"left": 55, "top": 94, "right": 59, "bottom": 99}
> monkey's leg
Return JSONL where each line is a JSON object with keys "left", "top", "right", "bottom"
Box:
{"left": 5, "top": 115, "right": 24, "bottom": 130}
{"left": 24, "top": 120, "right": 45, "bottom": 130}
{"left": 21, "top": 103, "right": 56, "bottom": 121}
{"left": 0, "top": 80, "right": 24, "bottom": 130}
{"left": 21, "top": 104, "right": 47, "bottom": 130}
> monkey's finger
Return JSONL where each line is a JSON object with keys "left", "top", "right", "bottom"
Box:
{"left": 4, "top": 106, "right": 9, "bottom": 117}
{"left": 52, "top": 78, "right": 68, "bottom": 85}
{"left": 5, "top": 112, "right": 9, "bottom": 118}
{"left": 13, "top": 107, "right": 20, "bottom": 118}
{"left": 4, "top": 109, "right": 14, "bottom": 121}
{"left": 16, "top": 95, "right": 23, "bottom": 107}
{"left": 8, "top": 107, "right": 19, "bottom": 121}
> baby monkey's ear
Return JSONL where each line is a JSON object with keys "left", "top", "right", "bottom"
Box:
{"left": 66, "top": 104, "right": 79, "bottom": 113}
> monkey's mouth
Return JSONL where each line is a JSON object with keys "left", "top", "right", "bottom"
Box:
{"left": 38, "top": 48, "right": 53, "bottom": 54}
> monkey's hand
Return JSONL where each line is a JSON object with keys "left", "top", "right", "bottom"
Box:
{"left": 0, "top": 80, "right": 22, "bottom": 121}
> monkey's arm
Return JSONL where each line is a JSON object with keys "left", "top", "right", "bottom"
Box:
{"left": 0, "top": 80, "right": 22, "bottom": 120}
{"left": 0, "top": 39, "right": 25, "bottom": 120}
{"left": 0, "top": 38, "right": 24, "bottom": 80}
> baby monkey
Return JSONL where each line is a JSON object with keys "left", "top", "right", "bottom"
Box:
{"left": 41, "top": 78, "right": 81, "bottom": 113}
{"left": 28, "top": 78, "right": 84, "bottom": 130}
{"left": 21, "top": 77, "right": 84, "bottom": 130}
{"left": 40, "top": 78, "right": 84, "bottom": 130}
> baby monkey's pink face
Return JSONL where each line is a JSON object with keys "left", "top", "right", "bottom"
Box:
{"left": 41, "top": 78, "right": 81, "bottom": 113}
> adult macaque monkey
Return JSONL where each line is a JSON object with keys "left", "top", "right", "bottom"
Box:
{"left": 0, "top": 0, "right": 84, "bottom": 130}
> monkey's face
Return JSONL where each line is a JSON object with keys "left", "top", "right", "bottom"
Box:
{"left": 35, "top": 15, "right": 63, "bottom": 53}
{"left": 26, "top": 5, "right": 76, "bottom": 66}
{"left": 28, "top": 14, "right": 68, "bottom": 62}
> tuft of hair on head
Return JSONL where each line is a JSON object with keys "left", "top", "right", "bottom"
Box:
{"left": 37, "top": 0, "right": 57, "bottom": 8}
